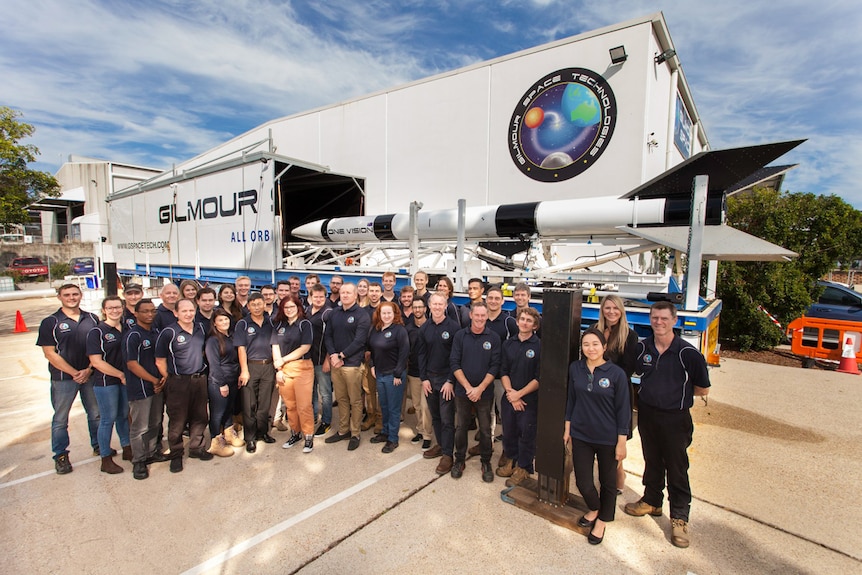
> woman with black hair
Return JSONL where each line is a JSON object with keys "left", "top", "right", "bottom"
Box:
{"left": 205, "top": 308, "right": 241, "bottom": 457}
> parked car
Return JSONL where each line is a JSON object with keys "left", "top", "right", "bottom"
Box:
{"left": 69, "top": 256, "right": 95, "bottom": 274}
{"left": 7, "top": 257, "right": 49, "bottom": 278}
{"left": 805, "top": 280, "right": 862, "bottom": 323}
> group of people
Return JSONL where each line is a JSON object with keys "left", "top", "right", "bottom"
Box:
{"left": 39, "top": 270, "right": 709, "bottom": 549}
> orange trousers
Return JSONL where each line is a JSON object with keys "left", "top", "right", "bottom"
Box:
{"left": 278, "top": 359, "right": 315, "bottom": 436}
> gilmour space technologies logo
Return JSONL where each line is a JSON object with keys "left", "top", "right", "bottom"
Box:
{"left": 509, "top": 67, "right": 617, "bottom": 182}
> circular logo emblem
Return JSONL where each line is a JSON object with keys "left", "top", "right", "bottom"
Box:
{"left": 278, "top": 327, "right": 286, "bottom": 335}
{"left": 598, "top": 377, "right": 611, "bottom": 388}
{"left": 347, "top": 316, "right": 355, "bottom": 324}
{"left": 59, "top": 322, "right": 70, "bottom": 330}
{"left": 526, "top": 349, "right": 535, "bottom": 359}
{"left": 143, "top": 339, "right": 151, "bottom": 348}
{"left": 105, "top": 333, "right": 116, "bottom": 341}
{"left": 643, "top": 354, "right": 653, "bottom": 363}
{"left": 247, "top": 327, "right": 256, "bottom": 334}
{"left": 482, "top": 341, "right": 492, "bottom": 351}
{"left": 384, "top": 331, "right": 392, "bottom": 339}
{"left": 509, "top": 67, "right": 617, "bottom": 182}
{"left": 442, "top": 331, "right": 450, "bottom": 340}
{"left": 177, "top": 335, "right": 186, "bottom": 343}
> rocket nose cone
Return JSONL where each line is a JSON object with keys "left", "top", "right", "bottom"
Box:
{"left": 291, "top": 220, "right": 326, "bottom": 241}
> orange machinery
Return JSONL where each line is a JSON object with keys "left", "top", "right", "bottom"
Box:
{"left": 786, "top": 317, "right": 862, "bottom": 368}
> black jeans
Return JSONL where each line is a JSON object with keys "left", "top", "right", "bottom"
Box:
{"left": 426, "top": 379, "right": 455, "bottom": 457}
{"left": 164, "top": 374, "right": 208, "bottom": 457}
{"left": 241, "top": 362, "right": 275, "bottom": 440}
{"left": 454, "top": 394, "right": 492, "bottom": 463}
{"left": 501, "top": 401, "right": 537, "bottom": 472}
{"left": 638, "top": 402, "right": 694, "bottom": 521}
{"left": 571, "top": 437, "right": 618, "bottom": 522}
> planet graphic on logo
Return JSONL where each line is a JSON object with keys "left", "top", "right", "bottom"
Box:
{"left": 522, "top": 83, "right": 600, "bottom": 169}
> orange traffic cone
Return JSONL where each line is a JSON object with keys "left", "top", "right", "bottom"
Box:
{"left": 836, "top": 337, "right": 861, "bottom": 375}
{"left": 14, "top": 310, "right": 28, "bottom": 333}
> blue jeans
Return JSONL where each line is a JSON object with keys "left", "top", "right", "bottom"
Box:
{"left": 51, "top": 379, "right": 100, "bottom": 458}
{"left": 501, "top": 400, "right": 537, "bottom": 473}
{"left": 93, "top": 384, "right": 130, "bottom": 455}
{"left": 376, "top": 372, "right": 405, "bottom": 443}
{"left": 315, "top": 365, "right": 333, "bottom": 425}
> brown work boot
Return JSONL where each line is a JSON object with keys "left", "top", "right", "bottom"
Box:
{"left": 467, "top": 444, "right": 481, "bottom": 457}
{"left": 671, "top": 518, "right": 690, "bottom": 548}
{"left": 360, "top": 419, "right": 375, "bottom": 431}
{"left": 225, "top": 426, "right": 245, "bottom": 447}
{"left": 497, "top": 453, "right": 511, "bottom": 469}
{"left": 122, "top": 445, "right": 133, "bottom": 461}
{"left": 435, "top": 455, "right": 453, "bottom": 475}
{"left": 496, "top": 458, "right": 514, "bottom": 477}
{"left": 624, "top": 499, "right": 663, "bottom": 517}
{"left": 275, "top": 418, "right": 289, "bottom": 432}
{"left": 510, "top": 466, "right": 530, "bottom": 485}
{"left": 210, "top": 436, "right": 234, "bottom": 457}
{"left": 100, "top": 456, "right": 123, "bottom": 474}
{"left": 423, "top": 444, "right": 443, "bottom": 459}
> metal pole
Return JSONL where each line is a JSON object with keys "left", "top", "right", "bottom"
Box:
{"left": 408, "top": 201, "right": 423, "bottom": 278}
{"left": 684, "top": 175, "right": 708, "bottom": 310}
{"left": 455, "top": 199, "right": 466, "bottom": 291}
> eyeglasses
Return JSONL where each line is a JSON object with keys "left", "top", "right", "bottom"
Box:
{"left": 104, "top": 306, "right": 124, "bottom": 311}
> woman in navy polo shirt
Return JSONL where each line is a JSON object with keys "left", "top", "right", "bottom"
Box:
{"left": 87, "top": 295, "right": 130, "bottom": 474}
{"left": 564, "top": 327, "right": 630, "bottom": 545}
{"left": 205, "top": 308, "right": 240, "bottom": 457}
{"left": 368, "top": 301, "right": 410, "bottom": 453}
{"left": 271, "top": 295, "right": 315, "bottom": 453}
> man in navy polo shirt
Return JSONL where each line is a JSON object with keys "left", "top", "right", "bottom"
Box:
{"left": 418, "top": 293, "right": 461, "bottom": 475}
{"left": 37, "top": 283, "right": 101, "bottom": 474}
{"left": 324, "top": 283, "right": 370, "bottom": 451}
{"left": 122, "top": 283, "right": 144, "bottom": 329}
{"left": 124, "top": 299, "right": 168, "bottom": 480}
{"left": 624, "top": 301, "right": 710, "bottom": 549}
{"left": 450, "top": 300, "right": 501, "bottom": 482}
{"left": 235, "top": 293, "right": 276, "bottom": 452}
{"left": 497, "top": 307, "right": 541, "bottom": 484}
{"left": 483, "top": 286, "right": 518, "bottom": 461}
{"left": 153, "top": 283, "right": 179, "bottom": 330}
{"left": 155, "top": 298, "right": 211, "bottom": 472}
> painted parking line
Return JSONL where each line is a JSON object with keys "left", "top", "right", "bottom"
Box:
{"left": 181, "top": 453, "right": 424, "bottom": 575}
{"left": 0, "top": 456, "right": 100, "bottom": 489}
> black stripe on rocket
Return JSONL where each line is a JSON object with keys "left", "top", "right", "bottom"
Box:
{"left": 494, "top": 202, "right": 539, "bottom": 237}
{"left": 373, "top": 214, "right": 397, "bottom": 240}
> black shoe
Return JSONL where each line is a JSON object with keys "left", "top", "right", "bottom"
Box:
{"left": 133, "top": 462, "right": 149, "bottom": 480}
{"left": 189, "top": 449, "right": 214, "bottom": 461}
{"left": 347, "top": 436, "right": 360, "bottom": 451}
{"left": 469, "top": 418, "right": 477, "bottom": 431}
{"left": 421, "top": 439, "right": 432, "bottom": 450}
{"left": 473, "top": 431, "right": 481, "bottom": 441}
{"left": 411, "top": 433, "right": 423, "bottom": 444}
{"left": 146, "top": 451, "right": 170, "bottom": 464}
{"left": 246, "top": 440, "right": 257, "bottom": 453}
{"left": 55, "top": 454, "right": 73, "bottom": 475}
{"left": 588, "top": 524, "right": 605, "bottom": 545}
{"left": 578, "top": 514, "right": 597, "bottom": 529}
{"left": 481, "top": 461, "right": 494, "bottom": 483}
{"left": 382, "top": 441, "right": 399, "bottom": 453}
{"left": 170, "top": 457, "right": 183, "bottom": 473}
{"left": 260, "top": 433, "right": 277, "bottom": 444}
{"left": 325, "top": 432, "right": 350, "bottom": 444}
{"left": 314, "top": 422, "right": 331, "bottom": 437}
{"left": 370, "top": 432, "right": 387, "bottom": 444}
{"left": 332, "top": 400, "right": 338, "bottom": 407}
{"left": 494, "top": 434, "right": 503, "bottom": 443}
{"left": 451, "top": 460, "right": 465, "bottom": 479}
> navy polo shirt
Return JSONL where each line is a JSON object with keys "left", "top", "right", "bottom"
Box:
{"left": 635, "top": 335, "right": 710, "bottom": 411}
{"left": 155, "top": 321, "right": 207, "bottom": 375}
{"left": 205, "top": 333, "right": 239, "bottom": 387}
{"left": 195, "top": 310, "right": 214, "bottom": 337}
{"left": 271, "top": 318, "right": 313, "bottom": 360}
{"left": 37, "top": 308, "right": 100, "bottom": 381}
{"left": 368, "top": 324, "right": 410, "bottom": 376}
{"left": 153, "top": 304, "right": 177, "bottom": 331}
{"left": 501, "top": 334, "right": 541, "bottom": 407}
{"left": 486, "top": 311, "right": 517, "bottom": 342}
{"left": 450, "top": 326, "right": 501, "bottom": 399}
{"left": 405, "top": 317, "right": 425, "bottom": 378}
{"left": 417, "top": 316, "right": 461, "bottom": 382}
{"left": 123, "top": 307, "right": 137, "bottom": 330}
{"left": 233, "top": 314, "right": 274, "bottom": 361}
{"left": 324, "top": 302, "right": 370, "bottom": 366}
{"left": 124, "top": 325, "right": 160, "bottom": 400}
{"left": 307, "top": 306, "right": 332, "bottom": 366}
{"left": 566, "top": 360, "right": 630, "bottom": 445}
{"left": 86, "top": 322, "right": 124, "bottom": 386}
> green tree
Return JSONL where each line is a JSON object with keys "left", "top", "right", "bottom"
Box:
{"left": 0, "top": 107, "right": 60, "bottom": 226}
{"left": 717, "top": 188, "right": 862, "bottom": 351}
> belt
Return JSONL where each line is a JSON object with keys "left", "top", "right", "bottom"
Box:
{"left": 248, "top": 359, "right": 273, "bottom": 365}
{"left": 172, "top": 372, "right": 206, "bottom": 378}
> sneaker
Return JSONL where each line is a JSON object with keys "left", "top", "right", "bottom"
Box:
{"left": 325, "top": 431, "right": 350, "bottom": 444}
{"left": 347, "top": 436, "right": 361, "bottom": 451}
{"left": 382, "top": 441, "right": 399, "bottom": 453}
{"left": 624, "top": 499, "right": 663, "bottom": 517}
{"left": 303, "top": 436, "right": 314, "bottom": 453}
{"left": 421, "top": 439, "right": 432, "bottom": 450}
{"left": 481, "top": 461, "right": 494, "bottom": 483}
{"left": 510, "top": 466, "right": 529, "bottom": 485}
{"left": 423, "top": 445, "right": 443, "bottom": 459}
{"left": 450, "top": 459, "right": 465, "bottom": 479}
{"left": 435, "top": 455, "right": 453, "bottom": 475}
{"left": 370, "top": 432, "right": 388, "bottom": 444}
{"left": 55, "top": 454, "right": 73, "bottom": 475}
{"left": 671, "top": 518, "right": 690, "bottom": 548}
{"left": 132, "top": 462, "right": 149, "bottom": 480}
{"left": 411, "top": 433, "right": 423, "bottom": 444}
{"left": 496, "top": 459, "right": 515, "bottom": 477}
{"left": 282, "top": 433, "right": 302, "bottom": 449}
{"left": 170, "top": 457, "right": 183, "bottom": 473}
{"left": 189, "top": 449, "right": 214, "bottom": 461}
{"left": 314, "top": 422, "right": 331, "bottom": 437}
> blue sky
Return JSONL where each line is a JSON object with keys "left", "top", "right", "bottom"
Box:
{"left": 2, "top": 0, "right": 860, "bottom": 207}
